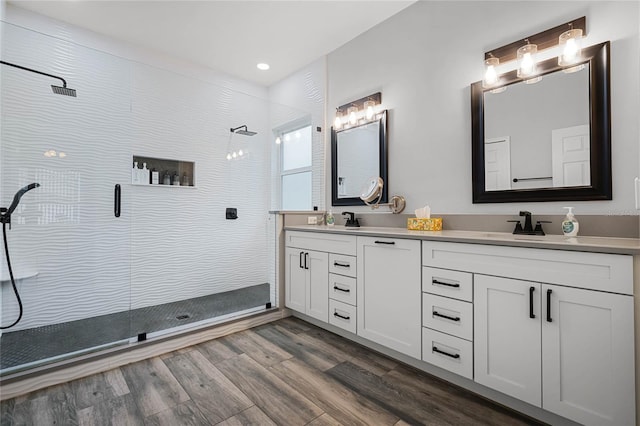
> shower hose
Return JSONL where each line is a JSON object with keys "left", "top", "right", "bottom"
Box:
{"left": 0, "top": 221, "right": 23, "bottom": 329}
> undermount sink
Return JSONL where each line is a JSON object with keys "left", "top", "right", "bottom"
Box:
{"left": 478, "top": 232, "right": 570, "bottom": 242}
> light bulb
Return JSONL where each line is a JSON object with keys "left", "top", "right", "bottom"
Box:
{"left": 334, "top": 114, "right": 342, "bottom": 129}
{"left": 238, "top": 149, "right": 243, "bottom": 156}
{"left": 275, "top": 136, "right": 281, "bottom": 144}
{"left": 226, "top": 153, "right": 232, "bottom": 160}
{"left": 232, "top": 151, "right": 237, "bottom": 158}
{"left": 364, "top": 100, "right": 375, "bottom": 120}
{"left": 558, "top": 28, "right": 583, "bottom": 67}
{"left": 348, "top": 106, "right": 357, "bottom": 125}
{"left": 517, "top": 42, "right": 538, "bottom": 78}
{"left": 483, "top": 56, "right": 500, "bottom": 88}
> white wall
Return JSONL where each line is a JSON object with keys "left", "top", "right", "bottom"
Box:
{"left": 327, "top": 1, "right": 640, "bottom": 215}
{"left": 268, "top": 57, "right": 326, "bottom": 210}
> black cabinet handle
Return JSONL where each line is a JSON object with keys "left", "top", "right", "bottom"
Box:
{"left": 333, "top": 262, "right": 350, "bottom": 268}
{"left": 432, "top": 279, "right": 460, "bottom": 288}
{"left": 546, "top": 289, "right": 553, "bottom": 322}
{"left": 333, "top": 285, "right": 350, "bottom": 293}
{"left": 374, "top": 240, "right": 395, "bottom": 245}
{"left": 333, "top": 312, "right": 350, "bottom": 320}
{"left": 432, "top": 346, "right": 460, "bottom": 359}
{"left": 529, "top": 286, "right": 536, "bottom": 319}
{"left": 304, "top": 252, "right": 309, "bottom": 270}
{"left": 299, "top": 251, "right": 304, "bottom": 269}
{"left": 433, "top": 311, "right": 460, "bottom": 322}
{"left": 114, "top": 184, "right": 121, "bottom": 218}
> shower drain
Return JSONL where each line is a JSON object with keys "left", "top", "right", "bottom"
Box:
{"left": 176, "top": 314, "right": 190, "bottom": 320}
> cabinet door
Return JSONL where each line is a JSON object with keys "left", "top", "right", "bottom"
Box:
{"left": 306, "top": 250, "right": 329, "bottom": 322}
{"left": 474, "top": 275, "right": 542, "bottom": 407}
{"left": 285, "top": 247, "right": 306, "bottom": 313}
{"left": 357, "top": 237, "right": 421, "bottom": 359}
{"left": 542, "top": 285, "right": 635, "bottom": 426}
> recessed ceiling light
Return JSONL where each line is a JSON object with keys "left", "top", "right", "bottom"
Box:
{"left": 257, "top": 63, "right": 270, "bottom": 71}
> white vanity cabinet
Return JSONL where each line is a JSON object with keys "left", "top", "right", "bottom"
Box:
{"left": 423, "top": 241, "right": 635, "bottom": 426}
{"left": 285, "top": 231, "right": 356, "bottom": 323}
{"left": 357, "top": 236, "right": 421, "bottom": 359}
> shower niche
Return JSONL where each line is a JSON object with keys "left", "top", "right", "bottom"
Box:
{"left": 132, "top": 155, "right": 195, "bottom": 187}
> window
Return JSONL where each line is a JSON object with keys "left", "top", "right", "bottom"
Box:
{"left": 280, "top": 125, "right": 312, "bottom": 210}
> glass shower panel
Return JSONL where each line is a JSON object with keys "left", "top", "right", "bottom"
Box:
{"left": 0, "top": 23, "right": 132, "bottom": 373}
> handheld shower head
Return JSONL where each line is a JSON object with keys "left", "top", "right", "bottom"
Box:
{"left": 230, "top": 125, "right": 257, "bottom": 136}
{"left": 6, "top": 183, "right": 40, "bottom": 216}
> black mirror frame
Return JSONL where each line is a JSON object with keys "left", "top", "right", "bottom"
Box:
{"left": 471, "top": 41, "right": 611, "bottom": 203}
{"left": 331, "top": 110, "right": 388, "bottom": 206}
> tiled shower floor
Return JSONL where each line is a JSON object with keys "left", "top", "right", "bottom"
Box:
{"left": 0, "top": 283, "right": 270, "bottom": 371}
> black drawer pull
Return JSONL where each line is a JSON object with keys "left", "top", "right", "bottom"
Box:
{"left": 432, "top": 279, "right": 460, "bottom": 288}
{"left": 333, "top": 285, "right": 350, "bottom": 293}
{"left": 304, "top": 252, "right": 309, "bottom": 270}
{"left": 333, "top": 312, "right": 350, "bottom": 321}
{"left": 432, "top": 346, "right": 460, "bottom": 359}
{"left": 433, "top": 311, "right": 460, "bottom": 322}
{"left": 114, "top": 184, "right": 121, "bottom": 218}
{"left": 374, "top": 240, "right": 395, "bottom": 245}
{"left": 546, "top": 289, "right": 553, "bottom": 322}
{"left": 299, "top": 251, "right": 304, "bottom": 269}
{"left": 333, "top": 262, "right": 350, "bottom": 268}
{"left": 529, "top": 286, "right": 536, "bottom": 319}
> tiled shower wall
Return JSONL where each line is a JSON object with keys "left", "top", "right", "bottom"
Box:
{"left": 0, "top": 20, "right": 280, "bottom": 331}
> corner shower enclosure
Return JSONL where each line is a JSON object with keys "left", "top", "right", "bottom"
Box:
{"left": 0, "top": 22, "right": 278, "bottom": 374}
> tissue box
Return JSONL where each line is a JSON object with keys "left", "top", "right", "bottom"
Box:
{"left": 407, "top": 217, "right": 442, "bottom": 231}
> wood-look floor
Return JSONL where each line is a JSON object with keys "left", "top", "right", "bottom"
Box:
{"left": 1, "top": 317, "right": 541, "bottom": 425}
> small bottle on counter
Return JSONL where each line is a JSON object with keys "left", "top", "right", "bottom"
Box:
{"left": 562, "top": 207, "right": 579, "bottom": 236}
{"left": 326, "top": 210, "right": 335, "bottom": 226}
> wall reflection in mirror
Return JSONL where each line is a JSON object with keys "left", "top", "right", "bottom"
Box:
{"left": 484, "top": 64, "right": 590, "bottom": 192}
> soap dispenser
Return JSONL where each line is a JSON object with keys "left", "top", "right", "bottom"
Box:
{"left": 562, "top": 207, "right": 579, "bottom": 236}
{"left": 326, "top": 210, "right": 335, "bottom": 226}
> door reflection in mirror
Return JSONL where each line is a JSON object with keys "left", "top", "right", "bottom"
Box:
{"left": 483, "top": 65, "right": 589, "bottom": 191}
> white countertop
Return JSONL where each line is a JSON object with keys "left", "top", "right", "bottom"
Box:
{"left": 285, "top": 225, "right": 640, "bottom": 255}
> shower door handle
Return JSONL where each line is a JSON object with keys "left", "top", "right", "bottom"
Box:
{"left": 114, "top": 184, "right": 121, "bottom": 218}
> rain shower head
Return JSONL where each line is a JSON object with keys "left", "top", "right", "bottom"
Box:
{"left": 230, "top": 125, "right": 257, "bottom": 136}
{"left": 1, "top": 60, "right": 77, "bottom": 97}
{"left": 51, "top": 85, "right": 77, "bottom": 97}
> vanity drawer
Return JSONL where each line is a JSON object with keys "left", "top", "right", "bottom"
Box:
{"left": 422, "top": 293, "right": 473, "bottom": 341}
{"left": 329, "top": 273, "right": 357, "bottom": 306}
{"left": 328, "top": 299, "right": 357, "bottom": 334}
{"left": 422, "top": 267, "right": 473, "bottom": 302}
{"left": 329, "top": 254, "right": 357, "bottom": 277}
{"left": 286, "top": 231, "right": 356, "bottom": 256}
{"left": 422, "top": 328, "right": 473, "bottom": 380}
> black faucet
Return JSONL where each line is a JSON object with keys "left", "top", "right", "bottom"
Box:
{"left": 342, "top": 211, "right": 360, "bottom": 228}
{"left": 508, "top": 211, "right": 550, "bottom": 235}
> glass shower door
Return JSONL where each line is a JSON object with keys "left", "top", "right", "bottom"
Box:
{"left": 0, "top": 22, "right": 132, "bottom": 373}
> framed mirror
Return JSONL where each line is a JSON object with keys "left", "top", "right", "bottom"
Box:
{"left": 331, "top": 110, "right": 388, "bottom": 206}
{"left": 471, "top": 41, "right": 611, "bottom": 203}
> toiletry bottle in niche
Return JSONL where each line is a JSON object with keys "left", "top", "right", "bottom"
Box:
{"left": 151, "top": 168, "right": 159, "bottom": 184}
{"left": 132, "top": 161, "right": 140, "bottom": 184}
{"left": 562, "top": 207, "right": 579, "bottom": 236}
{"left": 172, "top": 172, "right": 180, "bottom": 186}
{"left": 163, "top": 171, "right": 171, "bottom": 185}
{"left": 142, "top": 163, "right": 150, "bottom": 185}
{"left": 181, "top": 173, "right": 190, "bottom": 186}
{"left": 326, "top": 210, "right": 335, "bottom": 226}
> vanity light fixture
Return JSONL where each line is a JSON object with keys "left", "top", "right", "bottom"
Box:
{"left": 482, "top": 17, "right": 586, "bottom": 89}
{"left": 333, "top": 92, "right": 382, "bottom": 129}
